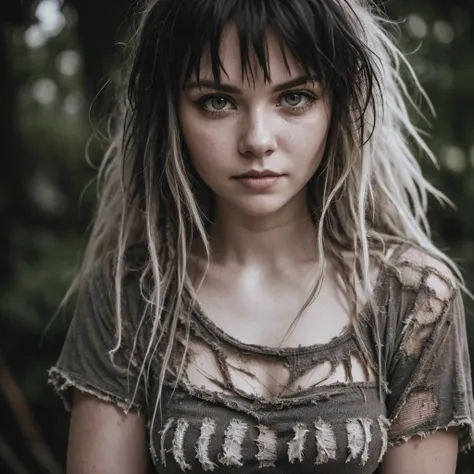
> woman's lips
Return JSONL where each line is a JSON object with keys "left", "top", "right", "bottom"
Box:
{"left": 233, "top": 173, "right": 284, "bottom": 190}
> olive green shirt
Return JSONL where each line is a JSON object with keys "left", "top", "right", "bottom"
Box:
{"left": 49, "top": 243, "right": 474, "bottom": 473}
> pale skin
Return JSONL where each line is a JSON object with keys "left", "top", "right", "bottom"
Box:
{"left": 66, "top": 26, "right": 459, "bottom": 474}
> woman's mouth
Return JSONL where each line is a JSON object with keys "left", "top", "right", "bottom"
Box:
{"left": 233, "top": 170, "right": 284, "bottom": 191}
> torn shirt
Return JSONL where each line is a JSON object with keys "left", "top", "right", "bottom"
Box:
{"left": 48, "top": 243, "right": 474, "bottom": 473}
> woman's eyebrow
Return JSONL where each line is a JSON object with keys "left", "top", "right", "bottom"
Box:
{"left": 185, "top": 75, "right": 318, "bottom": 94}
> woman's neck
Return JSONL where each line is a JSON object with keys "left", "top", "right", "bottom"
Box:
{"left": 207, "top": 194, "right": 319, "bottom": 269}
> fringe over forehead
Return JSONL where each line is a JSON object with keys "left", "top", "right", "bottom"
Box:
{"left": 134, "top": 0, "right": 378, "bottom": 112}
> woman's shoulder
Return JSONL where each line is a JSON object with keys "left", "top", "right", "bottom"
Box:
{"left": 75, "top": 243, "right": 150, "bottom": 328}
{"left": 380, "top": 244, "right": 473, "bottom": 453}
{"left": 382, "top": 241, "right": 460, "bottom": 300}
{"left": 368, "top": 241, "right": 465, "bottom": 356}
{"left": 358, "top": 241, "right": 463, "bottom": 346}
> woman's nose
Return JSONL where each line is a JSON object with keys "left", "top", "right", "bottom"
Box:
{"left": 238, "top": 112, "right": 277, "bottom": 159}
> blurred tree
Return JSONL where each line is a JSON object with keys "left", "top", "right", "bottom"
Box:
{"left": 67, "top": 0, "right": 132, "bottom": 112}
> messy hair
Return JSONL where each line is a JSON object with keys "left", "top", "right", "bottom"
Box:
{"left": 72, "top": 0, "right": 461, "bottom": 426}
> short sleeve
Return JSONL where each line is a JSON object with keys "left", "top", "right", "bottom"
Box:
{"left": 48, "top": 259, "right": 147, "bottom": 413}
{"left": 385, "top": 247, "right": 474, "bottom": 452}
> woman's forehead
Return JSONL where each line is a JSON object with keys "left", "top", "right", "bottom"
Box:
{"left": 187, "top": 26, "right": 307, "bottom": 87}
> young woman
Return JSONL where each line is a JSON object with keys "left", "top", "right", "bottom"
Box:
{"left": 48, "top": 0, "right": 474, "bottom": 473}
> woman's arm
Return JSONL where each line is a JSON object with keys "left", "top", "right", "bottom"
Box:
{"left": 380, "top": 429, "right": 458, "bottom": 474}
{"left": 67, "top": 390, "right": 148, "bottom": 474}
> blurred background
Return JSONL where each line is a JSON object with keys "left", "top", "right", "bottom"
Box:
{"left": 0, "top": 0, "right": 473, "bottom": 473}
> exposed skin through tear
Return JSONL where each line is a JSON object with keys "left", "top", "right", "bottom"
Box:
{"left": 184, "top": 326, "right": 373, "bottom": 400}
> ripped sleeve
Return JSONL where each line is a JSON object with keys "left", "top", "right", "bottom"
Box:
{"left": 385, "top": 276, "right": 474, "bottom": 452}
{"left": 48, "top": 263, "right": 146, "bottom": 413}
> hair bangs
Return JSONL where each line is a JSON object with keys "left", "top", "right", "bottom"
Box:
{"left": 173, "top": 0, "right": 376, "bottom": 104}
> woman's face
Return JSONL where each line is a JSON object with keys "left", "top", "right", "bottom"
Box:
{"left": 179, "top": 27, "right": 331, "bottom": 219}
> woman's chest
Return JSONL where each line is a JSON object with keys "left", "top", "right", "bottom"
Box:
{"left": 149, "top": 385, "right": 389, "bottom": 474}
{"left": 191, "top": 262, "right": 352, "bottom": 349}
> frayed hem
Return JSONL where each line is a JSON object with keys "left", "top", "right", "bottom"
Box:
{"left": 48, "top": 366, "right": 143, "bottom": 415}
{"left": 388, "top": 417, "right": 474, "bottom": 453}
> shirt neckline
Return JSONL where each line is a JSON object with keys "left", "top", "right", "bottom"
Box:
{"left": 186, "top": 242, "right": 408, "bottom": 357}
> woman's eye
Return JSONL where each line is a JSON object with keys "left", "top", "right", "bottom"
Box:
{"left": 202, "top": 97, "right": 232, "bottom": 112}
{"left": 279, "top": 92, "right": 313, "bottom": 108}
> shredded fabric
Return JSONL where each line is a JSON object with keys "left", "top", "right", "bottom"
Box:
{"left": 49, "top": 243, "right": 474, "bottom": 473}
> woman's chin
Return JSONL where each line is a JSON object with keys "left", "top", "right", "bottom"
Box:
{"left": 221, "top": 194, "right": 301, "bottom": 219}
